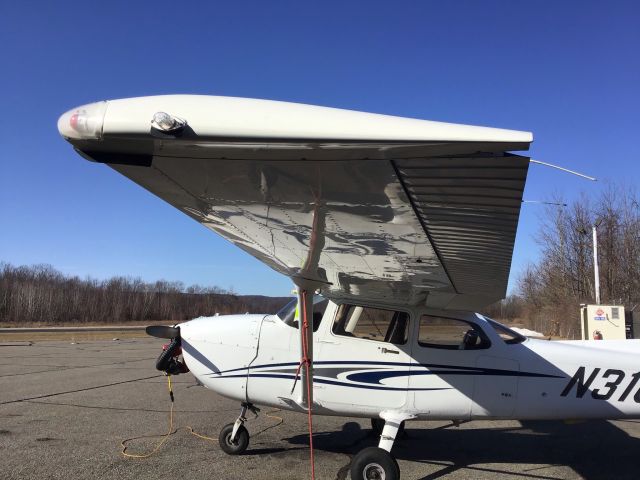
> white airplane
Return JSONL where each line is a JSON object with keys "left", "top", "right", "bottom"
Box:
{"left": 58, "top": 96, "right": 640, "bottom": 480}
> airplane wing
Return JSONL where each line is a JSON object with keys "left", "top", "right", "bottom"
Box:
{"left": 58, "top": 95, "right": 531, "bottom": 310}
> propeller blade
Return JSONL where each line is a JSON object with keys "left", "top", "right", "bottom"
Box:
{"left": 145, "top": 325, "right": 180, "bottom": 339}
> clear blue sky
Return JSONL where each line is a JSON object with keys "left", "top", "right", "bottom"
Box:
{"left": 1, "top": 1, "right": 638, "bottom": 297}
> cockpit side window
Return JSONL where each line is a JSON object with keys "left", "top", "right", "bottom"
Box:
{"left": 418, "top": 315, "right": 490, "bottom": 350}
{"left": 275, "top": 296, "right": 328, "bottom": 332}
{"left": 332, "top": 304, "right": 409, "bottom": 344}
{"left": 310, "top": 298, "right": 329, "bottom": 331}
{"left": 484, "top": 317, "right": 526, "bottom": 344}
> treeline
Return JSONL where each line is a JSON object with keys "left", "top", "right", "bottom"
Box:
{"left": 507, "top": 184, "right": 639, "bottom": 338}
{"left": 4, "top": 183, "right": 638, "bottom": 335}
{"left": 481, "top": 295, "right": 524, "bottom": 323}
{"left": 0, "top": 263, "right": 290, "bottom": 325}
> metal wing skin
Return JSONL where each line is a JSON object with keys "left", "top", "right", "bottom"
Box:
{"left": 58, "top": 95, "right": 532, "bottom": 310}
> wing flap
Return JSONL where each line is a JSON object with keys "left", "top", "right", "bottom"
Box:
{"left": 394, "top": 154, "right": 529, "bottom": 304}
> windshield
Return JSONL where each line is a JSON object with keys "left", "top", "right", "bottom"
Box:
{"left": 275, "top": 295, "right": 329, "bottom": 332}
{"left": 276, "top": 298, "right": 298, "bottom": 325}
{"left": 481, "top": 315, "right": 526, "bottom": 344}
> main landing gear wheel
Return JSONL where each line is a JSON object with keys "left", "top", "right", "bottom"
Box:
{"left": 219, "top": 423, "right": 249, "bottom": 455}
{"left": 350, "top": 447, "right": 400, "bottom": 480}
{"left": 371, "top": 418, "right": 404, "bottom": 437}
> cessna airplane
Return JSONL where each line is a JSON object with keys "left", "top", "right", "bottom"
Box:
{"left": 58, "top": 96, "right": 640, "bottom": 480}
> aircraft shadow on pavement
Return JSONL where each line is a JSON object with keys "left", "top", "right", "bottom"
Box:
{"left": 286, "top": 419, "right": 640, "bottom": 480}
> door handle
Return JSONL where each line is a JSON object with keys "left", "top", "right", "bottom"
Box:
{"left": 381, "top": 347, "right": 399, "bottom": 354}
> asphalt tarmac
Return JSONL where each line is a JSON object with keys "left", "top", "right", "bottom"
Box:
{"left": 2, "top": 337, "right": 639, "bottom": 480}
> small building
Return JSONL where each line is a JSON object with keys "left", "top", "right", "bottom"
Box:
{"left": 626, "top": 309, "right": 640, "bottom": 339}
{"left": 580, "top": 304, "right": 626, "bottom": 340}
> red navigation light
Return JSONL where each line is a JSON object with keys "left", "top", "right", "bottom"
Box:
{"left": 57, "top": 101, "right": 107, "bottom": 140}
{"left": 69, "top": 112, "right": 79, "bottom": 130}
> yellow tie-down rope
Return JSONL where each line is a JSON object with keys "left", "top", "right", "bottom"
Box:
{"left": 121, "top": 374, "right": 283, "bottom": 458}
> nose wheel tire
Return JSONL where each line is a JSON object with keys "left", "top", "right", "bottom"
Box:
{"left": 219, "top": 423, "right": 249, "bottom": 455}
{"left": 350, "top": 447, "right": 400, "bottom": 480}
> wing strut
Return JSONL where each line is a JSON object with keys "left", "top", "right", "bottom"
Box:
{"left": 296, "top": 286, "right": 316, "bottom": 480}
{"left": 292, "top": 195, "right": 328, "bottom": 410}
{"left": 295, "top": 284, "right": 317, "bottom": 409}
{"left": 291, "top": 196, "right": 329, "bottom": 480}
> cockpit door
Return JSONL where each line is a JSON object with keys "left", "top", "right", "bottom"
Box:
{"left": 314, "top": 303, "right": 412, "bottom": 411}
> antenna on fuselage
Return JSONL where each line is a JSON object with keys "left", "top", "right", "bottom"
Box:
{"left": 529, "top": 159, "right": 597, "bottom": 181}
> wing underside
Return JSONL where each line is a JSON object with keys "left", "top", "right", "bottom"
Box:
{"left": 107, "top": 152, "right": 528, "bottom": 310}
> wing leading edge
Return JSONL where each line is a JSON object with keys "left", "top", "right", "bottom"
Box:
{"left": 58, "top": 95, "right": 532, "bottom": 310}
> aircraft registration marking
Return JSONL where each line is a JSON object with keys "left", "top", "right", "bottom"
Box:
{"left": 561, "top": 367, "right": 640, "bottom": 402}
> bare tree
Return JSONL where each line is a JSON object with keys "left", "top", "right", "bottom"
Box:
{"left": 517, "top": 183, "right": 640, "bottom": 338}
{"left": 0, "top": 262, "right": 290, "bottom": 325}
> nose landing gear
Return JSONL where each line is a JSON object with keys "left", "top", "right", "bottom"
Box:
{"left": 219, "top": 402, "right": 260, "bottom": 455}
{"left": 219, "top": 423, "right": 249, "bottom": 455}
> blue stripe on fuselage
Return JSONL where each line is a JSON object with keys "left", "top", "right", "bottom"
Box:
{"left": 210, "top": 372, "right": 452, "bottom": 391}
{"left": 209, "top": 360, "right": 562, "bottom": 380}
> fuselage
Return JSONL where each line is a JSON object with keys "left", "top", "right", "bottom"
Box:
{"left": 178, "top": 300, "right": 640, "bottom": 421}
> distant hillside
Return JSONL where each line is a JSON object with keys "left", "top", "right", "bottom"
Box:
{"left": 0, "top": 262, "right": 291, "bottom": 325}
